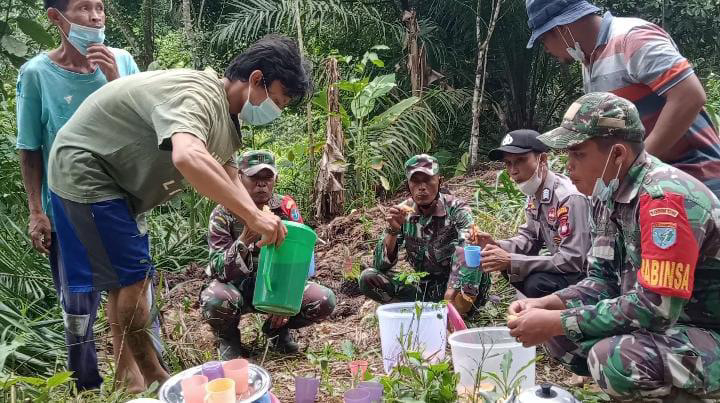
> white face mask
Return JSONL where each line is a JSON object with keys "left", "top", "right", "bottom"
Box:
{"left": 516, "top": 157, "right": 545, "bottom": 196}
{"left": 238, "top": 78, "right": 282, "bottom": 126}
{"left": 560, "top": 27, "right": 585, "bottom": 63}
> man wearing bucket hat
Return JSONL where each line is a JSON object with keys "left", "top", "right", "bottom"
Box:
{"left": 478, "top": 130, "right": 589, "bottom": 298}
{"left": 358, "top": 154, "right": 491, "bottom": 315}
{"left": 200, "top": 150, "right": 336, "bottom": 358}
{"left": 507, "top": 92, "right": 720, "bottom": 401}
{"left": 526, "top": 0, "right": 720, "bottom": 198}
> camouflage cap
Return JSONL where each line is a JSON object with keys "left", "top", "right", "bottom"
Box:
{"left": 238, "top": 150, "right": 277, "bottom": 176}
{"left": 538, "top": 92, "right": 645, "bottom": 150}
{"left": 405, "top": 154, "right": 439, "bottom": 179}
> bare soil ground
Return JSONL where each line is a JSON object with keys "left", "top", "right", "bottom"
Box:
{"left": 156, "top": 167, "right": 590, "bottom": 402}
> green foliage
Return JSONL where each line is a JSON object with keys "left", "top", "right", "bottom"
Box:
{"left": 0, "top": 0, "right": 56, "bottom": 68}
{"left": 705, "top": 73, "right": 720, "bottom": 129}
{"left": 474, "top": 171, "right": 526, "bottom": 240}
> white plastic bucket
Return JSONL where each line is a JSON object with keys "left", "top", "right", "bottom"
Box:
{"left": 376, "top": 302, "right": 448, "bottom": 374}
{"left": 448, "top": 327, "right": 535, "bottom": 395}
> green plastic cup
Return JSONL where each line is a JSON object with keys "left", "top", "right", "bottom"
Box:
{"left": 253, "top": 221, "right": 317, "bottom": 315}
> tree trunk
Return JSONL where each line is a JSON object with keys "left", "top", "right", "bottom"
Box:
{"left": 181, "top": 0, "right": 199, "bottom": 69}
{"left": 403, "top": 9, "right": 422, "bottom": 97}
{"left": 105, "top": 0, "right": 144, "bottom": 67}
{"left": 141, "top": 0, "right": 154, "bottom": 69}
{"left": 314, "top": 58, "right": 346, "bottom": 222}
{"left": 469, "top": 0, "right": 504, "bottom": 169}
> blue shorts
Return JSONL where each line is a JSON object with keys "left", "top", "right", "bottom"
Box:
{"left": 50, "top": 193, "right": 155, "bottom": 292}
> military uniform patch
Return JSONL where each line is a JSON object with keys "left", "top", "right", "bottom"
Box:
{"left": 638, "top": 193, "right": 698, "bottom": 299}
{"left": 558, "top": 217, "right": 571, "bottom": 237}
{"left": 547, "top": 207, "right": 557, "bottom": 223}
{"left": 652, "top": 222, "right": 677, "bottom": 249}
{"left": 542, "top": 188, "right": 551, "bottom": 203}
{"left": 649, "top": 207, "right": 679, "bottom": 217}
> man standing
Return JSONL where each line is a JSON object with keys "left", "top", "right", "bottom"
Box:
{"left": 358, "top": 155, "right": 491, "bottom": 314}
{"left": 200, "top": 150, "right": 335, "bottom": 359}
{"left": 47, "top": 35, "right": 311, "bottom": 386}
{"left": 526, "top": 0, "right": 720, "bottom": 196}
{"left": 508, "top": 92, "right": 720, "bottom": 401}
{"left": 16, "top": 0, "right": 151, "bottom": 391}
{"left": 480, "top": 130, "right": 589, "bottom": 297}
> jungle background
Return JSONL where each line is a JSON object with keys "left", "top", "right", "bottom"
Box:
{"left": 1, "top": 0, "right": 719, "bottom": 401}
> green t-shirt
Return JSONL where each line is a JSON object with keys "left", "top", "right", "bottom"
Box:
{"left": 48, "top": 69, "right": 242, "bottom": 215}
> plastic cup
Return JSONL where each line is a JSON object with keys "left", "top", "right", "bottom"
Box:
{"left": 447, "top": 302, "right": 467, "bottom": 332}
{"left": 295, "top": 376, "right": 320, "bottom": 403}
{"left": 464, "top": 245, "right": 482, "bottom": 268}
{"left": 358, "top": 381, "right": 383, "bottom": 403}
{"left": 223, "top": 358, "right": 249, "bottom": 395}
{"left": 344, "top": 388, "right": 371, "bottom": 403}
{"left": 202, "top": 361, "right": 225, "bottom": 381}
{"left": 308, "top": 253, "right": 316, "bottom": 278}
{"left": 349, "top": 360, "right": 369, "bottom": 379}
{"left": 180, "top": 375, "right": 208, "bottom": 403}
{"left": 205, "top": 378, "right": 236, "bottom": 403}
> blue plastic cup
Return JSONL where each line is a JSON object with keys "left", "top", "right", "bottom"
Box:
{"left": 464, "top": 245, "right": 482, "bottom": 268}
{"left": 308, "top": 253, "right": 316, "bottom": 278}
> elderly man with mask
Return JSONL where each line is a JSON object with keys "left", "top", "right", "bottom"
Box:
{"left": 478, "top": 130, "right": 590, "bottom": 298}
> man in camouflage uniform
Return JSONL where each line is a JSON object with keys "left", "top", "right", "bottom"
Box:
{"left": 358, "top": 154, "right": 491, "bottom": 314}
{"left": 480, "top": 130, "right": 589, "bottom": 298}
{"left": 200, "top": 150, "right": 336, "bottom": 358}
{"left": 507, "top": 93, "right": 720, "bottom": 401}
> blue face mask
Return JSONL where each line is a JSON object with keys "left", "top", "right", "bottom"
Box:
{"left": 57, "top": 11, "right": 105, "bottom": 55}
{"left": 239, "top": 80, "right": 282, "bottom": 126}
{"left": 591, "top": 147, "right": 622, "bottom": 203}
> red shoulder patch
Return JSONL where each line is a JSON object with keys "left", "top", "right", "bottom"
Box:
{"left": 280, "top": 195, "right": 303, "bottom": 223}
{"left": 637, "top": 193, "right": 698, "bottom": 299}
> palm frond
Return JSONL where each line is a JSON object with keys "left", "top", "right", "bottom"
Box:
{"left": 212, "top": 0, "right": 402, "bottom": 50}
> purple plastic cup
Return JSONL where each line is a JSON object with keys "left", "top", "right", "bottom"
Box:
{"left": 344, "top": 388, "right": 371, "bottom": 403}
{"left": 202, "top": 361, "right": 225, "bottom": 381}
{"left": 358, "top": 381, "right": 383, "bottom": 403}
{"left": 295, "top": 376, "right": 320, "bottom": 403}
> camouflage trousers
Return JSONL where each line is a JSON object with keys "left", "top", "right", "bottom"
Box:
{"left": 358, "top": 268, "right": 451, "bottom": 303}
{"left": 545, "top": 325, "right": 720, "bottom": 401}
{"left": 199, "top": 277, "right": 336, "bottom": 334}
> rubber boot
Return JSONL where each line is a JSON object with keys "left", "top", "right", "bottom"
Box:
{"left": 215, "top": 326, "right": 245, "bottom": 360}
{"left": 262, "top": 321, "right": 299, "bottom": 354}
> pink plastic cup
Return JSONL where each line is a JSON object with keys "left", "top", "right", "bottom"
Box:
{"left": 223, "top": 358, "right": 249, "bottom": 395}
{"left": 349, "top": 360, "right": 369, "bottom": 379}
{"left": 447, "top": 302, "right": 467, "bottom": 332}
{"left": 181, "top": 374, "right": 208, "bottom": 403}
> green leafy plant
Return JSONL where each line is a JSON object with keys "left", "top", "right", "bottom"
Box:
{"left": 393, "top": 270, "right": 429, "bottom": 287}
{"left": 482, "top": 351, "right": 540, "bottom": 400}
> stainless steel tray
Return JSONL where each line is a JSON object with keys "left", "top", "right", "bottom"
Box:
{"left": 158, "top": 362, "right": 271, "bottom": 403}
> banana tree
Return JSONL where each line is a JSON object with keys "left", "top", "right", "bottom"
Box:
{"left": 313, "top": 48, "right": 435, "bottom": 211}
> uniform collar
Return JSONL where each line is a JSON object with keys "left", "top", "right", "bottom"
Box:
{"left": 536, "top": 170, "right": 557, "bottom": 204}
{"left": 613, "top": 151, "right": 651, "bottom": 204}
{"left": 406, "top": 193, "right": 448, "bottom": 218}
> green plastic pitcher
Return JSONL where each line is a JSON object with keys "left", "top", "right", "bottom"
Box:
{"left": 252, "top": 221, "right": 317, "bottom": 315}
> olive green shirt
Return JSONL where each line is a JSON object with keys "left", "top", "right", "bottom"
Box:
{"left": 48, "top": 69, "right": 242, "bottom": 215}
